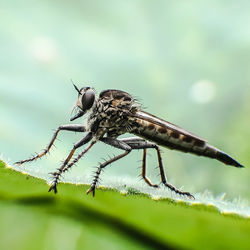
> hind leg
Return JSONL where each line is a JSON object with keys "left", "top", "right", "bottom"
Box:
{"left": 120, "top": 137, "right": 195, "bottom": 199}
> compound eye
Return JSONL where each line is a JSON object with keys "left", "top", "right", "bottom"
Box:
{"left": 81, "top": 89, "right": 95, "bottom": 111}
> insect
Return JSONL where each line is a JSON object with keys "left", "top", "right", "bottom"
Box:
{"left": 15, "top": 85, "right": 244, "bottom": 199}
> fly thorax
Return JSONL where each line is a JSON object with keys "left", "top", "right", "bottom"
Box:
{"left": 86, "top": 101, "right": 103, "bottom": 132}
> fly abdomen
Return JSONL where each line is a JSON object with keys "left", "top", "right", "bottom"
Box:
{"left": 131, "top": 112, "right": 243, "bottom": 168}
{"left": 202, "top": 144, "right": 243, "bottom": 168}
{"left": 132, "top": 117, "right": 201, "bottom": 152}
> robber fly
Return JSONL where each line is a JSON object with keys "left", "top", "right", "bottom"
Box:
{"left": 15, "top": 85, "right": 244, "bottom": 199}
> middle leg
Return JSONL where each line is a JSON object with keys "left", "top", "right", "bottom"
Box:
{"left": 120, "top": 137, "right": 160, "bottom": 188}
{"left": 87, "top": 138, "right": 132, "bottom": 196}
{"left": 142, "top": 148, "right": 159, "bottom": 188}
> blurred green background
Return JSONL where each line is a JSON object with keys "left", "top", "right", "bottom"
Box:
{"left": 1, "top": 0, "right": 250, "bottom": 201}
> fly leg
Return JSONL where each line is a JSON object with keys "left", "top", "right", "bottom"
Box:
{"left": 87, "top": 138, "right": 132, "bottom": 196}
{"left": 154, "top": 145, "right": 194, "bottom": 199}
{"left": 119, "top": 137, "right": 159, "bottom": 187}
{"left": 120, "top": 137, "right": 195, "bottom": 199}
{"left": 142, "top": 149, "right": 159, "bottom": 187}
{"left": 61, "top": 142, "right": 96, "bottom": 175}
{"left": 15, "top": 124, "right": 86, "bottom": 165}
{"left": 48, "top": 132, "right": 93, "bottom": 194}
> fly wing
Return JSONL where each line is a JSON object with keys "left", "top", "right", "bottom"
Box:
{"left": 133, "top": 110, "right": 206, "bottom": 143}
{"left": 130, "top": 110, "right": 243, "bottom": 168}
{"left": 129, "top": 110, "right": 207, "bottom": 154}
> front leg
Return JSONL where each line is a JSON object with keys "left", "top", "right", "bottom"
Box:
{"left": 15, "top": 124, "right": 86, "bottom": 165}
{"left": 48, "top": 132, "right": 93, "bottom": 193}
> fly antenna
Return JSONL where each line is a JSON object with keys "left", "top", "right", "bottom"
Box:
{"left": 71, "top": 79, "right": 81, "bottom": 95}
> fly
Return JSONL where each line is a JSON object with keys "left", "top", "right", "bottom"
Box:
{"left": 15, "top": 85, "right": 244, "bottom": 199}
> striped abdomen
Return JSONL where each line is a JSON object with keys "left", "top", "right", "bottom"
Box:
{"left": 131, "top": 111, "right": 243, "bottom": 168}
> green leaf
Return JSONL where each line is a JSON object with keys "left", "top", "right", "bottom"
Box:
{"left": 0, "top": 159, "right": 249, "bottom": 250}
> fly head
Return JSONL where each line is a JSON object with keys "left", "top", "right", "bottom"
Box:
{"left": 70, "top": 84, "right": 95, "bottom": 121}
